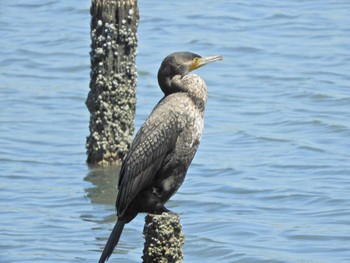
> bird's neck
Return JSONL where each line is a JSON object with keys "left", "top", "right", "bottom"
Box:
{"left": 157, "top": 76, "right": 172, "bottom": 95}
{"left": 187, "top": 89, "right": 207, "bottom": 111}
{"left": 175, "top": 75, "right": 207, "bottom": 109}
{"left": 158, "top": 74, "right": 207, "bottom": 110}
{"left": 158, "top": 74, "right": 187, "bottom": 96}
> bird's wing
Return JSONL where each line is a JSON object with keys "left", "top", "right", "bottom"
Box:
{"left": 116, "top": 107, "right": 185, "bottom": 216}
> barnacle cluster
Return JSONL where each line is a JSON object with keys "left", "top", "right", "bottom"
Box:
{"left": 87, "top": 1, "right": 139, "bottom": 165}
{"left": 143, "top": 213, "right": 185, "bottom": 263}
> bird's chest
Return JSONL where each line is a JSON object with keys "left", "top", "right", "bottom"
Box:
{"left": 158, "top": 111, "right": 203, "bottom": 193}
{"left": 176, "top": 109, "right": 204, "bottom": 157}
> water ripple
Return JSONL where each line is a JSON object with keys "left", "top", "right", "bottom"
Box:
{"left": 1, "top": 0, "right": 350, "bottom": 262}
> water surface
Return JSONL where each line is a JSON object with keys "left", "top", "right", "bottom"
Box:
{"left": 1, "top": 0, "right": 350, "bottom": 262}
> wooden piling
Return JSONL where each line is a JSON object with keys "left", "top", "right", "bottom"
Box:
{"left": 143, "top": 213, "right": 185, "bottom": 263}
{"left": 86, "top": 0, "right": 139, "bottom": 165}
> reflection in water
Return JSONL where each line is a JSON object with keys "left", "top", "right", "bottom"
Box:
{"left": 84, "top": 166, "right": 140, "bottom": 260}
{"left": 84, "top": 166, "right": 121, "bottom": 206}
{"left": 83, "top": 166, "right": 121, "bottom": 231}
{"left": 1, "top": 0, "right": 350, "bottom": 261}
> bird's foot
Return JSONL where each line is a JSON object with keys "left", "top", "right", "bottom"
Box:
{"left": 151, "top": 187, "right": 162, "bottom": 197}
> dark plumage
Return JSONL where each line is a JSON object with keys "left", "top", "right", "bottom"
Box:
{"left": 99, "top": 52, "right": 223, "bottom": 263}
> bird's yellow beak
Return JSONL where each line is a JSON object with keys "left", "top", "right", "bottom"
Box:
{"left": 189, "top": 55, "right": 223, "bottom": 72}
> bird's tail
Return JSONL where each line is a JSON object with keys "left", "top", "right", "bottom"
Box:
{"left": 98, "top": 219, "right": 126, "bottom": 263}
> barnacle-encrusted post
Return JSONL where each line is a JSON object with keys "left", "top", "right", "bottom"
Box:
{"left": 142, "top": 213, "right": 185, "bottom": 263}
{"left": 86, "top": 0, "right": 139, "bottom": 165}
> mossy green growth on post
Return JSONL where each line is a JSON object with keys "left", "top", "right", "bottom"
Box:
{"left": 86, "top": 0, "right": 139, "bottom": 165}
{"left": 143, "top": 213, "right": 185, "bottom": 263}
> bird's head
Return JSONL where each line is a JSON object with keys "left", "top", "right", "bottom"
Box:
{"left": 157, "top": 51, "right": 223, "bottom": 95}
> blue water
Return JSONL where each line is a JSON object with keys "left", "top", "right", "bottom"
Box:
{"left": 1, "top": 0, "right": 350, "bottom": 262}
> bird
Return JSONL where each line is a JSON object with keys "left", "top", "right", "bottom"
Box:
{"left": 99, "top": 51, "right": 223, "bottom": 262}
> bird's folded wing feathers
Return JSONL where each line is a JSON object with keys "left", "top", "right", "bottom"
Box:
{"left": 116, "top": 110, "right": 184, "bottom": 215}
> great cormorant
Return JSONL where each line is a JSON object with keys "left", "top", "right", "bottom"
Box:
{"left": 99, "top": 51, "right": 223, "bottom": 262}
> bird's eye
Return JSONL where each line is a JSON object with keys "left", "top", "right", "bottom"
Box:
{"left": 189, "top": 57, "right": 201, "bottom": 71}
